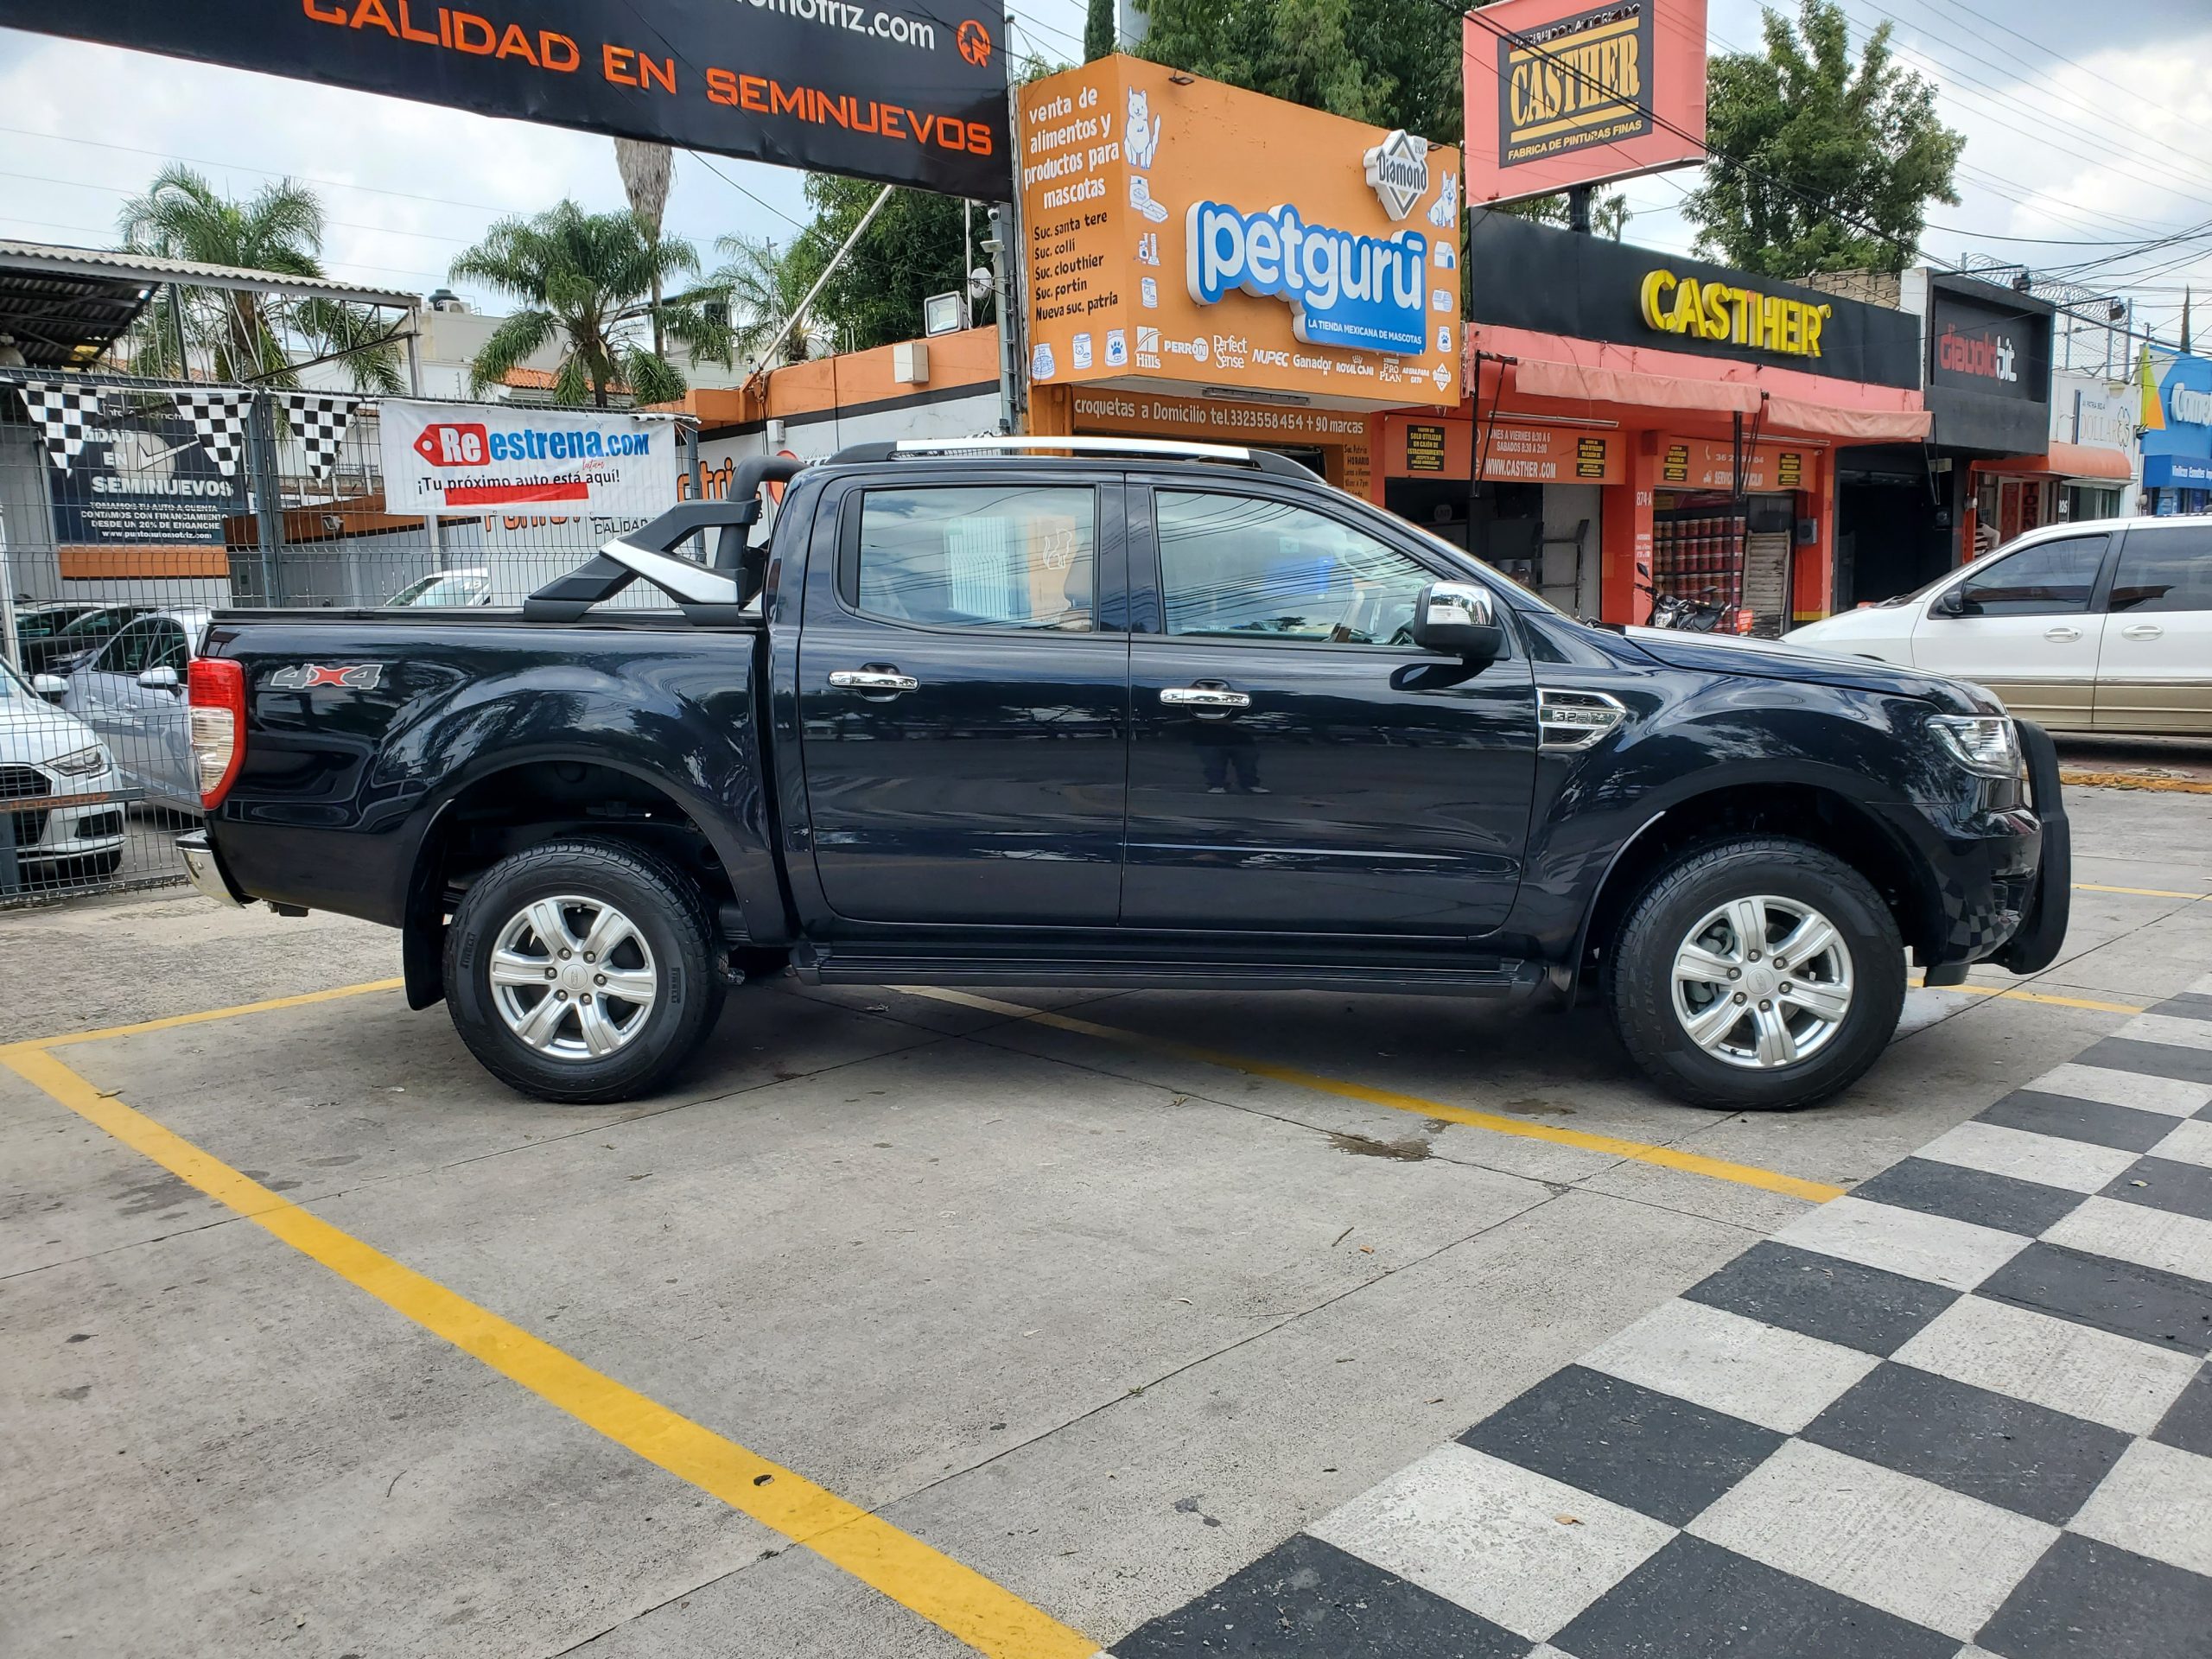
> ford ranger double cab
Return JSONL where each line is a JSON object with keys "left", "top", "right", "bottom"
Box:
{"left": 175, "top": 438, "right": 2069, "bottom": 1110}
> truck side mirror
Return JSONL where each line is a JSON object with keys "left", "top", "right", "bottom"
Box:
{"left": 1411, "top": 582, "right": 1505, "bottom": 662}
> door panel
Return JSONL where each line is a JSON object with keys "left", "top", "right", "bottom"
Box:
{"left": 2095, "top": 525, "right": 2212, "bottom": 734}
{"left": 797, "top": 478, "right": 1131, "bottom": 928}
{"left": 1911, "top": 532, "right": 2110, "bottom": 731}
{"left": 1122, "top": 486, "right": 1537, "bottom": 937}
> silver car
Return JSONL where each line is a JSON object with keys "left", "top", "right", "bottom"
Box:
{"left": 61, "top": 608, "right": 211, "bottom": 816}
{"left": 2, "top": 657, "right": 126, "bottom": 880}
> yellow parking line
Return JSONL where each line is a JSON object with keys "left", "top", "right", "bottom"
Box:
{"left": 0, "top": 1034, "right": 1096, "bottom": 1659}
{"left": 1916, "top": 982, "right": 2145, "bottom": 1014}
{"left": 35, "top": 977, "right": 406, "bottom": 1048}
{"left": 2060, "top": 771, "right": 2212, "bottom": 796}
{"left": 2072, "top": 881, "right": 2212, "bottom": 901}
{"left": 899, "top": 988, "right": 1846, "bottom": 1205}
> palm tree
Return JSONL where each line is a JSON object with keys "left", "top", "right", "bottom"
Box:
{"left": 613, "top": 139, "right": 673, "bottom": 355}
{"left": 448, "top": 202, "right": 730, "bottom": 407}
{"left": 118, "top": 165, "right": 401, "bottom": 391}
{"left": 694, "top": 234, "right": 827, "bottom": 370}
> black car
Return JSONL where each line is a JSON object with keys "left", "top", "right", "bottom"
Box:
{"left": 175, "top": 438, "right": 2066, "bottom": 1110}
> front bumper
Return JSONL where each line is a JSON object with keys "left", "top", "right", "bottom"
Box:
{"left": 1883, "top": 719, "right": 2069, "bottom": 977}
{"left": 177, "top": 828, "right": 248, "bottom": 908}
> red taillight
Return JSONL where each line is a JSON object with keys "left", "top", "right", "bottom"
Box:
{"left": 187, "top": 657, "right": 246, "bottom": 809}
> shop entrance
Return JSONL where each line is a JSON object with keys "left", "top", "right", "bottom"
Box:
{"left": 1652, "top": 491, "right": 1798, "bottom": 636}
{"left": 1379, "top": 476, "right": 1602, "bottom": 618}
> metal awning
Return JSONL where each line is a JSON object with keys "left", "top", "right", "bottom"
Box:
{"left": 0, "top": 240, "right": 416, "bottom": 370}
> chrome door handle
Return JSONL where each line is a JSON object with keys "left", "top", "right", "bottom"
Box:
{"left": 828, "top": 668, "right": 919, "bottom": 693}
{"left": 2121, "top": 622, "right": 2164, "bottom": 641}
{"left": 2044, "top": 626, "right": 2082, "bottom": 642}
{"left": 1160, "top": 685, "right": 1251, "bottom": 709}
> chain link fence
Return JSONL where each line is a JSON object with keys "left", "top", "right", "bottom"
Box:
{"left": 1, "top": 370, "right": 694, "bottom": 906}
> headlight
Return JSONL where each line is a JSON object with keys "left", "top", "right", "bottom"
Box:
{"left": 1930, "top": 715, "right": 2020, "bottom": 778}
{"left": 46, "top": 746, "right": 110, "bottom": 779}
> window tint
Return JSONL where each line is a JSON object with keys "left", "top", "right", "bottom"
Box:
{"left": 855, "top": 486, "right": 1095, "bottom": 631}
{"left": 94, "top": 623, "right": 156, "bottom": 677}
{"left": 149, "top": 622, "right": 188, "bottom": 673}
{"left": 2109, "top": 529, "right": 2212, "bottom": 614}
{"left": 1156, "top": 492, "right": 1433, "bottom": 645}
{"left": 1953, "top": 535, "right": 2107, "bottom": 617}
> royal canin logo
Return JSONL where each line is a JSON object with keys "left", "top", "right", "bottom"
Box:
{"left": 267, "top": 663, "right": 384, "bottom": 691}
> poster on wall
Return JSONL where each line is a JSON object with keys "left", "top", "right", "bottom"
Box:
{"left": 1018, "top": 57, "right": 1462, "bottom": 408}
{"left": 378, "top": 401, "right": 682, "bottom": 520}
{"left": 0, "top": 0, "right": 1010, "bottom": 197}
{"left": 10, "top": 384, "right": 248, "bottom": 575}
{"left": 1463, "top": 0, "right": 1707, "bottom": 208}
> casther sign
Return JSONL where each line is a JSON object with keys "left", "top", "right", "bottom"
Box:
{"left": 0, "top": 0, "right": 1011, "bottom": 198}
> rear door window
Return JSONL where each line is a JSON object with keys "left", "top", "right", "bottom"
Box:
{"left": 2108, "top": 527, "right": 2212, "bottom": 614}
{"left": 853, "top": 486, "right": 1097, "bottom": 632}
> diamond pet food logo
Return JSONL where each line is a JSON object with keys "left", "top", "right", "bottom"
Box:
{"left": 1363, "top": 130, "right": 1432, "bottom": 221}
{"left": 267, "top": 663, "right": 384, "bottom": 691}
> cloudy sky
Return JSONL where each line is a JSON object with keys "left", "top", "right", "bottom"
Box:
{"left": 2, "top": 1, "right": 2206, "bottom": 359}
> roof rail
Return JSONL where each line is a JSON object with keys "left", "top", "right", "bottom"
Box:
{"left": 829, "top": 435, "right": 1318, "bottom": 480}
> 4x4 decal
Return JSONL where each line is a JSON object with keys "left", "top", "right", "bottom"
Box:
{"left": 266, "top": 663, "right": 384, "bottom": 691}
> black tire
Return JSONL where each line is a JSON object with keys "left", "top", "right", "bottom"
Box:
{"left": 1605, "top": 836, "right": 1906, "bottom": 1111}
{"left": 443, "top": 837, "right": 722, "bottom": 1104}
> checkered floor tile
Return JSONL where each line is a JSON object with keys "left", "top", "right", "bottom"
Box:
{"left": 1111, "top": 982, "right": 2212, "bottom": 1658}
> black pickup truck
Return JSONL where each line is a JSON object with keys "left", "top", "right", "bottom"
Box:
{"left": 176, "top": 438, "right": 2068, "bottom": 1110}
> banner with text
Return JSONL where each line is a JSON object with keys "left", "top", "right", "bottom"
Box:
{"left": 378, "top": 402, "right": 681, "bottom": 518}
{"left": 0, "top": 0, "right": 1010, "bottom": 198}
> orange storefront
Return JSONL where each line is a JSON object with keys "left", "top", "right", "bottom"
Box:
{"left": 1384, "top": 215, "right": 1932, "bottom": 631}
{"left": 1016, "top": 56, "right": 1458, "bottom": 495}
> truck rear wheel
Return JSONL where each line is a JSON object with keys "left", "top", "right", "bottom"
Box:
{"left": 443, "top": 837, "right": 722, "bottom": 1104}
{"left": 1605, "top": 836, "right": 1905, "bottom": 1111}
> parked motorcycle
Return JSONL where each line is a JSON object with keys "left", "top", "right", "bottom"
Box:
{"left": 1647, "top": 592, "right": 1734, "bottom": 632}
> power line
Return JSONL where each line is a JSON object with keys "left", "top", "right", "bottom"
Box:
{"left": 1921, "top": 0, "right": 2212, "bottom": 149}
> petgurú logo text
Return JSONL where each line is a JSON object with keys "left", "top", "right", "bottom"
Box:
{"left": 1185, "top": 202, "right": 1428, "bottom": 355}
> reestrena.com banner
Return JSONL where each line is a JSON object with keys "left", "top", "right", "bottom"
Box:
{"left": 378, "top": 400, "right": 680, "bottom": 516}
{"left": 0, "top": 0, "right": 1012, "bottom": 199}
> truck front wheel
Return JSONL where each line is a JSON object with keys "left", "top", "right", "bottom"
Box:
{"left": 444, "top": 838, "right": 722, "bottom": 1104}
{"left": 1605, "top": 836, "right": 1906, "bottom": 1110}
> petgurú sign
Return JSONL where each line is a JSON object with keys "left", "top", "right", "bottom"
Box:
{"left": 1186, "top": 205, "right": 1429, "bottom": 355}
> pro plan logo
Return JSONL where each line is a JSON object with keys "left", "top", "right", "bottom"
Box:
{"left": 1363, "top": 130, "right": 1432, "bottom": 221}
{"left": 268, "top": 663, "right": 384, "bottom": 692}
{"left": 1937, "top": 323, "right": 2018, "bottom": 384}
{"left": 957, "top": 18, "right": 992, "bottom": 67}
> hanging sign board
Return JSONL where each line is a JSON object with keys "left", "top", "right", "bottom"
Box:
{"left": 1463, "top": 0, "right": 1707, "bottom": 208}
{"left": 0, "top": 0, "right": 1011, "bottom": 198}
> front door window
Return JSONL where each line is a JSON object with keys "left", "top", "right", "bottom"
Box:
{"left": 1155, "top": 491, "right": 1431, "bottom": 646}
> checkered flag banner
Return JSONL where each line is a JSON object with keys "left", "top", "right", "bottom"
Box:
{"left": 170, "top": 389, "right": 254, "bottom": 478}
{"left": 11, "top": 379, "right": 109, "bottom": 470}
{"left": 276, "top": 392, "right": 363, "bottom": 480}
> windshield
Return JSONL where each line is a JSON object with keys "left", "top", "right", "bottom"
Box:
{"left": 58, "top": 607, "right": 129, "bottom": 637}
{"left": 387, "top": 571, "right": 490, "bottom": 607}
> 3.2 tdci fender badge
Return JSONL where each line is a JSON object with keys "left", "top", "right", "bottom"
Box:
{"left": 266, "top": 663, "right": 385, "bottom": 691}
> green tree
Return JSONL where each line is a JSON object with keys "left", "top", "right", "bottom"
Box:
{"left": 118, "top": 165, "right": 401, "bottom": 391}
{"left": 1683, "top": 0, "right": 1964, "bottom": 276}
{"left": 1135, "top": 0, "right": 1459, "bottom": 137}
{"left": 1085, "top": 0, "right": 1117, "bottom": 60}
{"left": 696, "top": 234, "right": 826, "bottom": 366}
{"left": 776, "top": 177, "right": 992, "bottom": 356}
{"left": 448, "top": 201, "right": 731, "bottom": 406}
